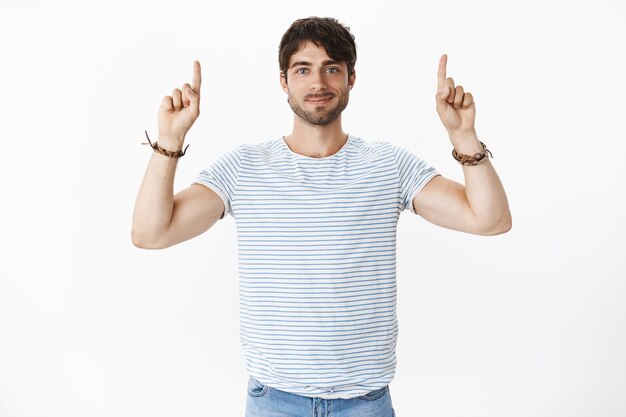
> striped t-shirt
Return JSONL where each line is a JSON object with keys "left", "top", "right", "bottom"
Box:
{"left": 192, "top": 134, "right": 440, "bottom": 399}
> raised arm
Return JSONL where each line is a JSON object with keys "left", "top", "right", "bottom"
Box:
{"left": 131, "top": 61, "right": 225, "bottom": 249}
{"left": 412, "top": 54, "right": 511, "bottom": 235}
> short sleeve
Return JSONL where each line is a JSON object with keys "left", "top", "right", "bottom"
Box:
{"left": 191, "top": 147, "right": 242, "bottom": 219}
{"left": 392, "top": 144, "right": 440, "bottom": 214}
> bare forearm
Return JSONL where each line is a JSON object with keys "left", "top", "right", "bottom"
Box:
{"left": 131, "top": 141, "right": 181, "bottom": 246}
{"left": 132, "top": 60, "right": 202, "bottom": 247}
{"left": 451, "top": 130, "right": 512, "bottom": 234}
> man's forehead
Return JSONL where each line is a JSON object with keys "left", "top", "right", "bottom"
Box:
{"left": 288, "top": 40, "right": 343, "bottom": 67}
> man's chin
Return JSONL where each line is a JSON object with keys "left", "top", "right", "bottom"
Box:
{"left": 300, "top": 113, "right": 339, "bottom": 126}
{"left": 289, "top": 99, "right": 346, "bottom": 126}
{"left": 302, "top": 119, "right": 331, "bottom": 126}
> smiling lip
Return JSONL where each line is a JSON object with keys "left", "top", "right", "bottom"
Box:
{"left": 306, "top": 96, "right": 334, "bottom": 104}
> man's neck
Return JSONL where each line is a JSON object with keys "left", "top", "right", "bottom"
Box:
{"left": 283, "top": 117, "right": 348, "bottom": 158}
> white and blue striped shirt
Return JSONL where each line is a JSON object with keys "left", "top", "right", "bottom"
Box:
{"left": 192, "top": 134, "right": 439, "bottom": 399}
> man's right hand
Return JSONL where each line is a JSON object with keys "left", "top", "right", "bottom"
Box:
{"left": 157, "top": 60, "right": 202, "bottom": 151}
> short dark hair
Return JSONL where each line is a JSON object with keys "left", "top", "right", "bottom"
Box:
{"left": 279, "top": 17, "right": 357, "bottom": 81}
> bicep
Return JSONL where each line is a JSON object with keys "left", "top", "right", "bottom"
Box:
{"left": 157, "top": 183, "right": 225, "bottom": 248}
{"left": 412, "top": 175, "right": 479, "bottom": 234}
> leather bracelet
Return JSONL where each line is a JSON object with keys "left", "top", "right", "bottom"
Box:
{"left": 452, "top": 141, "right": 493, "bottom": 166}
{"left": 142, "top": 130, "right": 189, "bottom": 158}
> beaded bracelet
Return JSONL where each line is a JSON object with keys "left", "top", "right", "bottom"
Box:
{"left": 141, "top": 130, "right": 189, "bottom": 158}
{"left": 452, "top": 141, "right": 493, "bottom": 166}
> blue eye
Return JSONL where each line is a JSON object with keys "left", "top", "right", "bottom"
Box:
{"left": 327, "top": 67, "right": 339, "bottom": 73}
{"left": 296, "top": 68, "right": 308, "bottom": 75}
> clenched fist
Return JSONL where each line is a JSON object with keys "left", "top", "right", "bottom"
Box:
{"left": 157, "top": 60, "right": 202, "bottom": 151}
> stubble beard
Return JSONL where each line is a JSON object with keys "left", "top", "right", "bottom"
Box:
{"left": 288, "top": 90, "right": 349, "bottom": 126}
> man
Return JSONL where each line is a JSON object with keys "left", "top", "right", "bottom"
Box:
{"left": 132, "top": 16, "right": 511, "bottom": 417}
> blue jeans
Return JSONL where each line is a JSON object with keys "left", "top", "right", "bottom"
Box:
{"left": 245, "top": 376, "right": 396, "bottom": 417}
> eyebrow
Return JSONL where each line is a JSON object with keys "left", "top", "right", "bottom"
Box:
{"left": 289, "top": 59, "right": 341, "bottom": 68}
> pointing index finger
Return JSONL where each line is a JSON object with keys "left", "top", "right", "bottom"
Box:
{"left": 438, "top": 54, "right": 447, "bottom": 87}
{"left": 191, "top": 60, "right": 201, "bottom": 93}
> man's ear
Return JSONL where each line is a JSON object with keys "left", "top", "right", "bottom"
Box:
{"left": 348, "top": 69, "right": 356, "bottom": 90}
{"left": 280, "top": 71, "right": 288, "bottom": 93}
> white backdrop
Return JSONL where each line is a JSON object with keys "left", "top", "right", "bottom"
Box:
{"left": 1, "top": 0, "right": 625, "bottom": 416}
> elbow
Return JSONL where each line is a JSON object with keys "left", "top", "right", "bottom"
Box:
{"left": 131, "top": 231, "right": 151, "bottom": 249}
{"left": 131, "top": 229, "right": 166, "bottom": 250}
{"left": 482, "top": 212, "right": 512, "bottom": 236}
{"left": 502, "top": 214, "right": 513, "bottom": 233}
{"left": 485, "top": 220, "right": 512, "bottom": 236}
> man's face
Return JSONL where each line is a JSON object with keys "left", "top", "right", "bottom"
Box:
{"left": 280, "top": 41, "right": 355, "bottom": 126}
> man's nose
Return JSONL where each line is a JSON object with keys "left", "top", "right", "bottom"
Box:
{"left": 309, "top": 70, "right": 327, "bottom": 91}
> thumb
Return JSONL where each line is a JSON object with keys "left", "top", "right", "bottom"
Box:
{"left": 185, "top": 87, "right": 200, "bottom": 112}
{"left": 435, "top": 86, "right": 450, "bottom": 114}
{"left": 436, "top": 86, "right": 450, "bottom": 101}
{"left": 186, "top": 86, "right": 199, "bottom": 101}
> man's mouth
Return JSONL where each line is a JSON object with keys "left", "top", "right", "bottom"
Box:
{"left": 306, "top": 95, "right": 334, "bottom": 104}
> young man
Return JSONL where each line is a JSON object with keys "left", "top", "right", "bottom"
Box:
{"left": 132, "top": 17, "right": 511, "bottom": 417}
